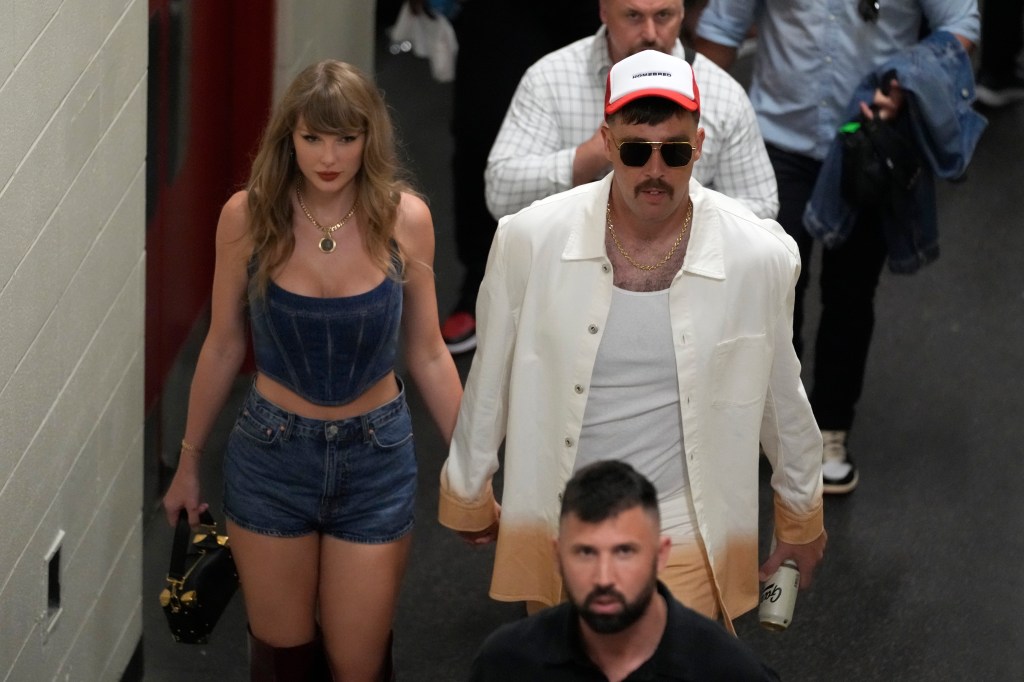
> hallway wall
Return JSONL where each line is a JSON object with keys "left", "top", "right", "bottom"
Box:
{"left": 273, "top": 0, "right": 376, "bottom": 99}
{"left": 0, "top": 0, "right": 147, "bottom": 679}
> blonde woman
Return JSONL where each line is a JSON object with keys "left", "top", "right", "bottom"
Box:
{"left": 163, "top": 60, "right": 462, "bottom": 681}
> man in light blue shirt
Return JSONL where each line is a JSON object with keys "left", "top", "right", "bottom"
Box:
{"left": 695, "top": 0, "right": 979, "bottom": 494}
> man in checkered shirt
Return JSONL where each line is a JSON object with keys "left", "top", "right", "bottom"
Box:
{"left": 485, "top": 0, "right": 778, "bottom": 224}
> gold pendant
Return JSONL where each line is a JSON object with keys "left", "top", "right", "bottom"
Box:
{"left": 319, "top": 237, "right": 336, "bottom": 253}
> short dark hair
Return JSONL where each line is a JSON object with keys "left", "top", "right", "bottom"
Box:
{"left": 606, "top": 96, "right": 700, "bottom": 127}
{"left": 560, "top": 461, "right": 660, "bottom": 525}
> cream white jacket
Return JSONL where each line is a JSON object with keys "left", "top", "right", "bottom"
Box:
{"left": 440, "top": 174, "right": 823, "bottom": 619}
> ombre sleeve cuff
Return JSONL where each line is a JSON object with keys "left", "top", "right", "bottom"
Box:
{"left": 773, "top": 493, "right": 825, "bottom": 545}
{"left": 438, "top": 476, "right": 498, "bottom": 531}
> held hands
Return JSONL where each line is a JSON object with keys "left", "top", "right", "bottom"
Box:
{"left": 455, "top": 502, "right": 501, "bottom": 546}
{"left": 457, "top": 522, "right": 499, "bottom": 545}
{"left": 759, "top": 530, "right": 827, "bottom": 589}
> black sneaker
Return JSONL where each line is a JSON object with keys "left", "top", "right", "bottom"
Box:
{"left": 821, "top": 430, "right": 859, "bottom": 494}
{"left": 976, "top": 72, "right": 1024, "bottom": 107}
{"left": 441, "top": 310, "right": 477, "bottom": 354}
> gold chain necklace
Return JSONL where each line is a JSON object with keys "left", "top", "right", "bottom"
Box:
{"left": 606, "top": 198, "right": 692, "bottom": 271}
{"left": 296, "top": 185, "right": 358, "bottom": 254}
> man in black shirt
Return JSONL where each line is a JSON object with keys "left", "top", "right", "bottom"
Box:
{"left": 468, "top": 461, "right": 778, "bottom": 681}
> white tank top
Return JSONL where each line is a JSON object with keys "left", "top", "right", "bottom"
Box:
{"left": 575, "top": 287, "right": 698, "bottom": 543}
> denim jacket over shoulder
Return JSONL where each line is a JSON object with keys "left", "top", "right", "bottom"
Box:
{"left": 804, "top": 31, "right": 987, "bottom": 273}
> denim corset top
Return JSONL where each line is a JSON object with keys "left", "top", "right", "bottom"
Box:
{"left": 248, "top": 258, "right": 403, "bottom": 406}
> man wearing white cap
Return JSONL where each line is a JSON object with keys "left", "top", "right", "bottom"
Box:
{"left": 439, "top": 49, "right": 826, "bottom": 628}
{"left": 440, "top": 0, "right": 776, "bottom": 355}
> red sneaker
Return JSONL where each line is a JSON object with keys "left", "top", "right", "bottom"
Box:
{"left": 441, "top": 311, "right": 477, "bottom": 354}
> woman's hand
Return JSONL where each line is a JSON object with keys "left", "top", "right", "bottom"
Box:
{"left": 457, "top": 521, "right": 499, "bottom": 546}
{"left": 162, "top": 460, "right": 208, "bottom": 527}
{"left": 456, "top": 502, "right": 501, "bottom": 546}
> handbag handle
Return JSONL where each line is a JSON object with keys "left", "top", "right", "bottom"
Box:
{"left": 168, "top": 509, "right": 217, "bottom": 583}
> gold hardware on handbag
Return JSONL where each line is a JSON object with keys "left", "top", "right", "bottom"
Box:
{"left": 160, "top": 509, "right": 239, "bottom": 644}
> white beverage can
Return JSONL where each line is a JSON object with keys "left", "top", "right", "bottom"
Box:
{"left": 758, "top": 559, "right": 799, "bottom": 631}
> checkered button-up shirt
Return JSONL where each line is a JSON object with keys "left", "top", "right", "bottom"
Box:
{"left": 485, "top": 26, "right": 779, "bottom": 220}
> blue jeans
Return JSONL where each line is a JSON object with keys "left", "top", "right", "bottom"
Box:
{"left": 769, "top": 144, "right": 887, "bottom": 431}
{"left": 223, "top": 381, "right": 417, "bottom": 543}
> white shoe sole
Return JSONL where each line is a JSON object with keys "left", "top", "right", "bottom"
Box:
{"left": 823, "top": 470, "right": 860, "bottom": 495}
{"left": 445, "top": 335, "right": 477, "bottom": 355}
{"left": 976, "top": 84, "right": 1024, "bottom": 107}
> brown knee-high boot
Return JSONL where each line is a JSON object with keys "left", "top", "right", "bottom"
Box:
{"left": 248, "top": 626, "right": 331, "bottom": 681}
{"left": 381, "top": 630, "right": 396, "bottom": 682}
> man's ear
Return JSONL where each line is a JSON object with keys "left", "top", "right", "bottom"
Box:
{"left": 693, "top": 126, "right": 706, "bottom": 164}
{"left": 656, "top": 535, "right": 672, "bottom": 573}
{"left": 600, "top": 124, "right": 615, "bottom": 162}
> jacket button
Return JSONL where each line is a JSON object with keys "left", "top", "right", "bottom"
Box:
{"left": 588, "top": 324, "right": 599, "bottom": 334}
{"left": 574, "top": 384, "right": 584, "bottom": 394}
{"left": 564, "top": 437, "right": 574, "bottom": 447}
{"left": 602, "top": 264, "right": 611, "bottom": 273}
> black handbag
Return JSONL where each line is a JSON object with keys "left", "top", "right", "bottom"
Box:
{"left": 159, "top": 509, "right": 240, "bottom": 644}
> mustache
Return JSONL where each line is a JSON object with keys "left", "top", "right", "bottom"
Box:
{"left": 634, "top": 178, "right": 674, "bottom": 198}
{"left": 631, "top": 41, "right": 661, "bottom": 55}
{"left": 583, "top": 585, "right": 627, "bottom": 608}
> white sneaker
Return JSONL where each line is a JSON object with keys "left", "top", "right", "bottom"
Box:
{"left": 976, "top": 73, "right": 1024, "bottom": 108}
{"left": 821, "top": 430, "right": 859, "bottom": 494}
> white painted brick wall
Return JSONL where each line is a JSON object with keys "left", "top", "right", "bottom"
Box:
{"left": 0, "top": 0, "right": 146, "bottom": 678}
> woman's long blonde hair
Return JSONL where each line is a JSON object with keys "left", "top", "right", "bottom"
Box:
{"left": 246, "top": 60, "right": 407, "bottom": 295}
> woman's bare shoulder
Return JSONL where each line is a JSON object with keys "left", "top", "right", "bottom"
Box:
{"left": 398, "top": 190, "right": 430, "bottom": 219}
{"left": 395, "top": 191, "right": 432, "bottom": 239}
{"left": 218, "top": 190, "right": 252, "bottom": 241}
{"left": 391, "top": 191, "right": 435, "bottom": 270}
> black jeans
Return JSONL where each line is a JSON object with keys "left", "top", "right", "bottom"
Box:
{"left": 979, "top": 0, "right": 1024, "bottom": 79}
{"left": 449, "top": 0, "right": 600, "bottom": 313}
{"left": 768, "top": 144, "right": 888, "bottom": 431}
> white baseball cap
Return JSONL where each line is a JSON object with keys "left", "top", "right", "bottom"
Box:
{"left": 605, "top": 49, "right": 701, "bottom": 115}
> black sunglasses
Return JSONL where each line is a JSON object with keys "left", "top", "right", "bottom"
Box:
{"left": 612, "top": 136, "right": 696, "bottom": 168}
{"left": 858, "top": 0, "right": 880, "bottom": 22}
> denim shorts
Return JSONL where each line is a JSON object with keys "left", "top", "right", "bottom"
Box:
{"left": 222, "top": 380, "right": 417, "bottom": 543}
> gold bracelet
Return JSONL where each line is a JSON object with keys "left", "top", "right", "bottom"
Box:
{"left": 180, "top": 439, "right": 204, "bottom": 455}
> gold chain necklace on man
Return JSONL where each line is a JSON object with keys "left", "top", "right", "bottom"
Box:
{"left": 606, "top": 198, "right": 693, "bottom": 271}
{"left": 296, "top": 184, "right": 358, "bottom": 253}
